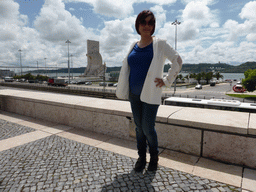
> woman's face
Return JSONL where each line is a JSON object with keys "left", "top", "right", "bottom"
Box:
{"left": 138, "top": 16, "right": 154, "bottom": 37}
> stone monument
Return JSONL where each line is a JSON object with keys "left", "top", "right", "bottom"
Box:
{"left": 84, "top": 40, "right": 105, "bottom": 77}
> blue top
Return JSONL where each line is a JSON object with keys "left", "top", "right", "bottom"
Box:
{"left": 128, "top": 43, "right": 153, "bottom": 95}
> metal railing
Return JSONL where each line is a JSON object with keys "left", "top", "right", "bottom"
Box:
{"left": 0, "top": 82, "right": 117, "bottom": 99}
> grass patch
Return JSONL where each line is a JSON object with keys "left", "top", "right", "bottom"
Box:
{"left": 226, "top": 94, "right": 256, "bottom": 101}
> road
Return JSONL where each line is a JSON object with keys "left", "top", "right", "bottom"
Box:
{"left": 165, "top": 82, "right": 255, "bottom": 103}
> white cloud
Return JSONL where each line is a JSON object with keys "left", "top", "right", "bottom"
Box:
{"left": 93, "top": 0, "right": 134, "bottom": 18}
{"left": 64, "top": 0, "right": 134, "bottom": 18}
{"left": 181, "top": 0, "right": 215, "bottom": 6}
{"left": 183, "top": 40, "right": 256, "bottom": 64}
{"left": 182, "top": 1, "right": 218, "bottom": 27}
{"left": 0, "top": 0, "right": 28, "bottom": 41}
{"left": 239, "top": 1, "right": 256, "bottom": 21}
{"left": 0, "top": 0, "right": 19, "bottom": 20}
{"left": 0, "top": 0, "right": 30, "bottom": 68}
{"left": 1, "top": 0, "right": 256, "bottom": 71}
{"left": 64, "top": 0, "right": 177, "bottom": 18}
{"left": 246, "top": 33, "right": 256, "bottom": 41}
{"left": 159, "top": 0, "right": 221, "bottom": 59}
{"left": 223, "top": 1, "right": 256, "bottom": 42}
{"left": 140, "top": 0, "right": 177, "bottom": 5}
{"left": 34, "top": 0, "right": 86, "bottom": 43}
{"left": 99, "top": 17, "right": 137, "bottom": 66}
{"left": 150, "top": 5, "right": 166, "bottom": 30}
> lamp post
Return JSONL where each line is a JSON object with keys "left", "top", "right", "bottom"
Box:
{"left": 44, "top": 58, "right": 47, "bottom": 76}
{"left": 37, "top": 61, "right": 39, "bottom": 75}
{"left": 71, "top": 54, "right": 73, "bottom": 79}
{"left": 103, "top": 62, "right": 106, "bottom": 98}
{"left": 18, "top": 49, "right": 22, "bottom": 76}
{"left": 65, "top": 40, "right": 71, "bottom": 84}
{"left": 172, "top": 19, "right": 181, "bottom": 95}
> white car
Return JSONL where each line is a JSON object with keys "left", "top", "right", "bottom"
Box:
{"left": 195, "top": 84, "right": 202, "bottom": 89}
{"left": 85, "top": 81, "right": 92, "bottom": 85}
{"left": 4, "top": 77, "right": 14, "bottom": 82}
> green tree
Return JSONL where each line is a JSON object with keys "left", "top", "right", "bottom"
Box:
{"left": 205, "top": 72, "right": 213, "bottom": 84}
{"left": 164, "top": 63, "right": 171, "bottom": 72}
{"left": 196, "top": 73, "right": 202, "bottom": 84}
{"left": 189, "top": 73, "right": 197, "bottom": 78}
{"left": 214, "top": 72, "right": 223, "bottom": 80}
{"left": 36, "top": 75, "right": 48, "bottom": 81}
{"left": 23, "top": 73, "right": 35, "bottom": 80}
{"left": 177, "top": 74, "right": 183, "bottom": 80}
{"left": 201, "top": 72, "right": 206, "bottom": 80}
{"left": 242, "top": 69, "right": 256, "bottom": 92}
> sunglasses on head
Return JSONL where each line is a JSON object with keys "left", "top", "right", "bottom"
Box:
{"left": 139, "top": 19, "right": 155, "bottom": 26}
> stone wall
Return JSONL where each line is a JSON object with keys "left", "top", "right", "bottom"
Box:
{"left": 0, "top": 89, "right": 255, "bottom": 169}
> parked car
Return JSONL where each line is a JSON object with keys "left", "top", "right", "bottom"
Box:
{"left": 28, "top": 80, "right": 39, "bottom": 83}
{"left": 19, "top": 78, "right": 26, "bottom": 82}
{"left": 4, "top": 77, "right": 14, "bottom": 82}
{"left": 108, "top": 83, "right": 114, "bottom": 87}
{"left": 210, "top": 81, "right": 216, "bottom": 86}
{"left": 76, "top": 80, "right": 86, "bottom": 85}
{"left": 85, "top": 81, "right": 92, "bottom": 85}
{"left": 195, "top": 84, "right": 202, "bottom": 89}
{"left": 113, "top": 83, "right": 118, "bottom": 87}
{"left": 99, "top": 82, "right": 107, "bottom": 86}
{"left": 70, "top": 80, "right": 77, "bottom": 84}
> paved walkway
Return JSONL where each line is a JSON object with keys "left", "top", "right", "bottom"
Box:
{"left": 0, "top": 111, "right": 254, "bottom": 192}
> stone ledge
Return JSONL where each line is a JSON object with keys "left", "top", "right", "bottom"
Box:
{"left": 168, "top": 107, "right": 250, "bottom": 135}
{"left": 0, "top": 89, "right": 255, "bottom": 169}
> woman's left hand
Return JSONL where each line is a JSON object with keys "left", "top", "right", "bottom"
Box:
{"left": 154, "top": 78, "right": 165, "bottom": 87}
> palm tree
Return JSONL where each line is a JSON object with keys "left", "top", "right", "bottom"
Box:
{"left": 205, "top": 72, "right": 213, "bottom": 84}
{"left": 177, "top": 74, "right": 183, "bottom": 80}
{"left": 214, "top": 72, "right": 223, "bottom": 80}
{"left": 196, "top": 73, "right": 202, "bottom": 84}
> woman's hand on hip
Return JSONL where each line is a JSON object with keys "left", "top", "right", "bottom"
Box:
{"left": 154, "top": 78, "right": 165, "bottom": 88}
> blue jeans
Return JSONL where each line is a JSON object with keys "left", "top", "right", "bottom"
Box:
{"left": 129, "top": 92, "right": 159, "bottom": 157}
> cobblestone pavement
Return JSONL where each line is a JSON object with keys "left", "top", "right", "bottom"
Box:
{"left": 0, "top": 121, "right": 242, "bottom": 192}
{"left": 0, "top": 119, "right": 35, "bottom": 141}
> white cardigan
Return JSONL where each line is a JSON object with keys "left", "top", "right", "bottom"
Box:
{"left": 116, "top": 37, "right": 182, "bottom": 105}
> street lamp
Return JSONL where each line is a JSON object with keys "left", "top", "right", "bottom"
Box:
{"left": 103, "top": 62, "right": 106, "bottom": 98}
{"left": 56, "top": 62, "right": 58, "bottom": 78}
{"left": 70, "top": 54, "right": 73, "bottom": 79}
{"left": 172, "top": 19, "right": 181, "bottom": 95}
{"left": 37, "top": 61, "right": 39, "bottom": 75}
{"left": 18, "top": 49, "right": 22, "bottom": 76}
{"left": 65, "top": 40, "right": 71, "bottom": 84}
{"left": 44, "top": 58, "right": 47, "bottom": 76}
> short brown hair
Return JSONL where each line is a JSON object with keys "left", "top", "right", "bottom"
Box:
{"left": 135, "top": 10, "right": 156, "bottom": 35}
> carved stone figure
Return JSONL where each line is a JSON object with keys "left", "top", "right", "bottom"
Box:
{"left": 84, "top": 40, "right": 105, "bottom": 77}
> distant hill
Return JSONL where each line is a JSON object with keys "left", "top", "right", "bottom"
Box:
{"left": 31, "top": 67, "right": 86, "bottom": 74}
{"left": 180, "top": 63, "right": 233, "bottom": 73}
{"left": 106, "top": 61, "right": 255, "bottom": 73}
{"left": 179, "top": 61, "right": 256, "bottom": 73}
{"left": 28, "top": 61, "right": 256, "bottom": 74}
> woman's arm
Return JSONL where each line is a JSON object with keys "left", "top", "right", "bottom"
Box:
{"left": 155, "top": 55, "right": 182, "bottom": 87}
{"left": 161, "top": 42, "right": 183, "bottom": 88}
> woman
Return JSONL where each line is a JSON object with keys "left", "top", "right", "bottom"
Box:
{"left": 116, "top": 10, "right": 182, "bottom": 172}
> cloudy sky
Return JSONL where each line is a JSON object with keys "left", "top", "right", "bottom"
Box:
{"left": 1, "top": 0, "right": 256, "bottom": 73}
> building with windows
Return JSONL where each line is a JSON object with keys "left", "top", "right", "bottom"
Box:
{"left": 0, "top": 70, "right": 15, "bottom": 78}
